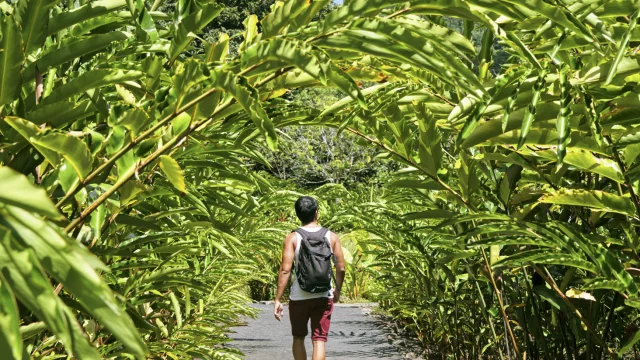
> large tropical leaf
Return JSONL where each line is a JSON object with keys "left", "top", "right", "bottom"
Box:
{"left": 168, "top": 4, "right": 223, "bottom": 64}
{"left": 15, "top": 0, "right": 58, "bottom": 54}
{"left": 0, "top": 226, "right": 101, "bottom": 359}
{"left": 2, "top": 206, "right": 148, "bottom": 357}
{"left": 539, "top": 189, "right": 636, "bottom": 216}
{"left": 0, "top": 16, "right": 24, "bottom": 106}
{"left": 0, "top": 280, "right": 21, "bottom": 360}
{"left": 0, "top": 167, "right": 62, "bottom": 219}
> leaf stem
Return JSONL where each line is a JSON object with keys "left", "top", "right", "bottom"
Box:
{"left": 345, "top": 127, "right": 475, "bottom": 210}
{"left": 55, "top": 87, "right": 221, "bottom": 209}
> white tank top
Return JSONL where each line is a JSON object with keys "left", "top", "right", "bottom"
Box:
{"left": 289, "top": 226, "right": 334, "bottom": 301}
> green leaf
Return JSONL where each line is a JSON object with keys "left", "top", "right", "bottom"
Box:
{"left": 583, "top": 278, "right": 625, "bottom": 293}
{"left": 167, "top": 61, "right": 277, "bottom": 148}
{"left": 0, "top": 167, "right": 62, "bottom": 220}
{"left": 468, "top": 128, "right": 604, "bottom": 154}
{"left": 577, "top": 55, "right": 640, "bottom": 85}
{"left": 116, "top": 213, "right": 162, "bottom": 231}
{"left": 216, "top": 71, "right": 277, "bottom": 148}
{"left": 90, "top": 203, "right": 106, "bottom": 240}
{"left": 458, "top": 154, "right": 478, "bottom": 202}
{"left": 503, "top": 0, "right": 600, "bottom": 51}
{"left": 31, "top": 133, "right": 93, "bottom": 181}
{"left": 347, "top": 17, "right": 484, "bottom": 93}
{"left": 320, "top": 0, "right": 481, "bottom": 33}
{"left": 159, "top": 155, "right": 187, "bottom": 194}
{"left": 398, "top": 16, "right": 476, "bottom": 58}
{"left": 15, "top": 0, "right": 58, "bottom": 54}
{"left": 241, "top": 38, "right": 365, "bottom": 108}
{"left": 478, "top": 26, "right": 493, "bottom": 79}
{"left": 621, "top": 327, "right": 640, "bottom": 356}
{"left": 539, "top": 189, "right": 636, "bottom": 216}
{"left": 169, "top": 4, "right": 223, "bottom": 64}
{"left": 36, "top": 69, "right": 145, "bottom": 108}
{"left": 23, "top": 32, "right": 130, "bottom": 81}
{"left": 342, "top": 246, "right": 353, "bottom": 264}
{"left": 388, "top": 179, "right": 444, "bottom": 191}
{"left": 314, "top": 29, "right": 473, "bottom": 96}
{"left": 606, "top": 10, "right": 639, "bottom": 85}
{"left": 556, "top": 65, "right": 572, "bottom": 166}
{"left": 239, "top": 14, "right": 259, "bottom": 53}
{"left": 261, "top": 0, "right": 311, "bottom": 38}
{"left": 501, "top": 79, "right": 521, "bottom": 133}
{"left": 533, "top": 149, "right": 624, "bottom": 183}
{"left": 1, "top": 206, "right": 148, "bottom": 358}
{"left": 518, "top": 70, "right": 547, "bottom": 149}
{"left": 479, "top": 13, "right": 542, "bottom": 70}
{"left": 4, "top": 117, "right": 61, "bottom": 166}
{"left": 499, "top": 251, "right": 598, "bottom": 274}
{"left": 289, "top": 0, "right": 331, "bottom": 32}
{"left": 0, "top": 279, "right": 21, "bottom": 360}
{"left": 169, "top": 291, "right": 182, "bottom": 328}
{"left": 449, "top": 70, "right": 544, "bottom": 123}
{"left": 46, "top": 0, "right": 128, "bottom": 35}
{"left": 0, "top": 225, "right": 101, "bottom": 359}
{"left": 414, "top": 102, "right": 442, "bottom": 175}
{"left": 135, "top": 0, "right": 159, "bottom": 41}
{"left": 404, "top": 210, "right": 456, "bottom": 220}
{"left": 26, "top": 100, "right": 97, "bottom": 128}
{"left": 205, "top": 33, "right": 230, "bottom": 63}
{"left": 110, "top": 108, "right": 151, "bottom": 138}
{"left": 0, "top": 16, "right": 24, "bottom": 106}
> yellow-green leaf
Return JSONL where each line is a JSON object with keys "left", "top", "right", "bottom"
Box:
{"left": 540, "top": 189, "right": 636, "bottom": 216}
{"left": 159, "top": 155, "right": 187, "bottom": 194}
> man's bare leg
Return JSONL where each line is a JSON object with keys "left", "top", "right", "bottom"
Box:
{"left": 293, "top": 336, "right": 307, "bottom": 360}
{"left": 312, "top": 340, "right": 326, "bottom": 360}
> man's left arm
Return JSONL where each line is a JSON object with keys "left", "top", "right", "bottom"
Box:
{"left": 331, "top": 232, "right": 346, "bottom": 303}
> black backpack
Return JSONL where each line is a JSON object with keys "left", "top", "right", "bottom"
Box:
{"left": 294, "top": 227, "right": 335, "bottom": 293}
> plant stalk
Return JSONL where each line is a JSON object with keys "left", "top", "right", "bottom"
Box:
{"left": 530, "top": 264, "right": 615, "bottom": 356}
{"left": 64, "top": 68, "right": 292, "bottom": 232}
{"left": 55, "top": 87, "right": 221, "bottom": 209}
{"left": 480, "top": 247, "right": 520, "bottom": 358}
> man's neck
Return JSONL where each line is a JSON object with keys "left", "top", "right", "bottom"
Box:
{"left": 301, "top": 221, "right": 319, "bottom": 228}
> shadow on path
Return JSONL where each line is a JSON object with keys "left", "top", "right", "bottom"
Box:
{"left": 230, "top": 303, "right": 403, "bottom": 359}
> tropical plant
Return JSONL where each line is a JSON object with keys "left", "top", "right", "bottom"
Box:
{"left": 3, "top": 0, "right": 640, "bottom": 358}
{"left": 0, "top": 0, "right": 350, "bottom": 357}
{"left": 299, "top": 1, "right": 640, "bottom": 358}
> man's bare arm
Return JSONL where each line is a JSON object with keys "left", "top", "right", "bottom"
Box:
{"left": 274, "top": 233, "right": 296, "bottom": 320}
{"left": 331, "top": 232, "right": 346, "bottom": 302}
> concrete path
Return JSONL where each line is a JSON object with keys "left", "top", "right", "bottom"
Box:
{"left": 230, "top": 303, "right": 403, "bottom": 359}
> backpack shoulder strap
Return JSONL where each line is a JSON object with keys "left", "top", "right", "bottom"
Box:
{"left": 317, "top": 227, "right": 329, "bottom": 239}
{"left": 291, "top": 229, "right": 303, "bottom": 279}
{"left": 294, "top": 227, "right": 309, "bottom": 238}
{"left": 319, "top": 227, "right": 337, "bottom": 288}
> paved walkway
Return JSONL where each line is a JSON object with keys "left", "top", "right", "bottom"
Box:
{"left": 230, "top": 303, "right": 403, "bottom": 359}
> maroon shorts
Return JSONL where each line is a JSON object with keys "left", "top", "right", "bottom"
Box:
{"left": 289, "top": 297, "right": 334, "bottom": 342}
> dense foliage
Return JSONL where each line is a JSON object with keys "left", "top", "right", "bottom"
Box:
{"left": 2, "top": 0, "right": 640, "bottom": 359}
{"left": 316, "top": 2, "right": 640, "bottom": 359}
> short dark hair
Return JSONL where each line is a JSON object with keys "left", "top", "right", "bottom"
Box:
{"left": 295, "top": 196, "right": 318, "bottom": 224}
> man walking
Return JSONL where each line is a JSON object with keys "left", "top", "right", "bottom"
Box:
{"left": 274, "top": 196, "right": 346, "bottom": 360}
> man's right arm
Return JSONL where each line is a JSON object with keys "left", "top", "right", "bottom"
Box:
{"left": 274, "top": 232, "right": 296, "bottom": 320}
